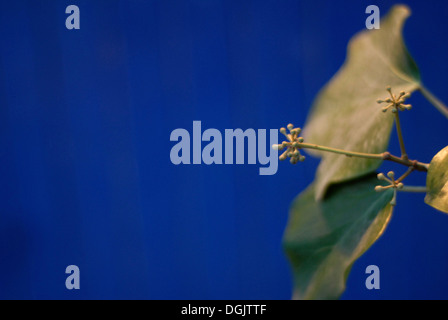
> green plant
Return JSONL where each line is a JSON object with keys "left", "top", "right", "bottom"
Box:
{"left": 277, "top": 5, "right": 448, "bottom": 300}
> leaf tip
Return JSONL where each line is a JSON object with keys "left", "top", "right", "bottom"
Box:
{"left": 390, "top": 4, "right": 412, "bottom": 19}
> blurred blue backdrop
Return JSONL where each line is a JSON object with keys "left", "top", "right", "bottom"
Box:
{"left": 0, "top": 0, "right": 447, "bottom": 299}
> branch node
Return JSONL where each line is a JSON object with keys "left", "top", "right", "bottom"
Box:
{"left": 382, "top": 152, "right": 391, "bottom": 160}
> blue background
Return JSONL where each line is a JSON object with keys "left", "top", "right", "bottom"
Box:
{"left": 0, "top": 0, "right": 447, "bottom": 300}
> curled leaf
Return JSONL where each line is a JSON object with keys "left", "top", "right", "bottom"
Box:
{"left": 425, "top": 146, "right": 448, "bottom": 213}
{"left": 303, "top": 5, "right": 421, "bottom": 200}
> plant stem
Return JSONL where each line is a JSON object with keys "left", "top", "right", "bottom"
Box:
{"left": 394, "top": 111, "right": 408, "bottom": 160}
{"left": 396, "top": 167, "right": 415, "bottom": 183}
{"left": 419, "top": 86, "right": 448, "bottom": 119}
{"left": 299, "top": 143, "right": 383, "bottom": 160}
{"left": 384, "top": 153, "right": 429, "bottom": 172}
{"left": 298, "top": 143, "right": 429, "bottom": 172}
{"left": 398, "top": 186, "right": 427, "bottom": 193}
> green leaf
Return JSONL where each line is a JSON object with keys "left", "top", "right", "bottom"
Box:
{"left": 303, "top": 5, "right": 421, "bottom": 200}
{"left": 283, "top": 174, "right": 394, "bottom": 300}
{"left": 425, "top": 146, "right": 448, "bottom": 213}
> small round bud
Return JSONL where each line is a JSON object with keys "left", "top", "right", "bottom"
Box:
{"left": 397, "top": 183, "right": 404, "bottom": 189}
{"left": 386, "top": 85, "right": 392, "bottom": 91}
{"left": 298, "top": 137, "right": 304, "bottom": 143}
{"left": 377, "top": 173, "right": 386, "bottom": 181}
{"left": 280, "top": 127, "right": 287, "bottom": 134}
{"left": 290, "top": 157, "right": 297, "bottom": 165}
{"left": 272, "top": 144, "right": 280, "bottom": 150}
{"left": 377, "top": 99, "right": 383, "bottom": 104}
{"left": 387, "top": 171, "right": 395, "bottom": 179}
{"left": 287, "top": 124, "right": 294, "bottom": 131}
{"left": 291, "top": 128, "right": 302, "bottom": 135}
{"left": 391, "top": 107, "right": 397, "bottom": 113}
{"left": 299, "top": 156, "right": 306, "bottom": 162}
{"left": 279, "top": 153, "right": 288, "bottom": 161}
{"left": 375, "top": 186, "right": 384, "bottom": 192}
